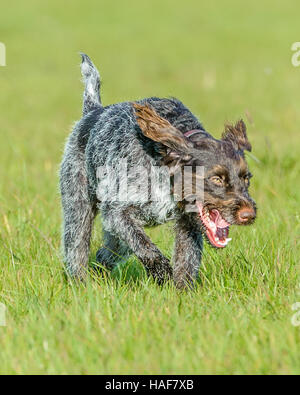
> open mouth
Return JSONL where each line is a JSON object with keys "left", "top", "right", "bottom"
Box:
{"left": 196, "top": 202, "right": 232, "bottom": 248}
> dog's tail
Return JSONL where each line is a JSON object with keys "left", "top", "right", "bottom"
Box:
{"left": 80, "top": 53, "right": 102, "bottom": 116}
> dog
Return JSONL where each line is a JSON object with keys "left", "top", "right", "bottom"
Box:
{"left": 59, "top": 54, "right": 256, "bottom": 289}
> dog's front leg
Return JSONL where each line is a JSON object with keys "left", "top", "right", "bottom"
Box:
{"left": 173, "top": 213, "right": 203, "bottom": 289}
{"left": 102, "top": 206, "right": 173, "bottom": 284}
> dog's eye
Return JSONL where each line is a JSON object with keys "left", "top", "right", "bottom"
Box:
{"left": 243, "top": 173, "right": 252, "bottom": 186}
{"left": 210, "top": 176, "right": 224, "bottom": 186}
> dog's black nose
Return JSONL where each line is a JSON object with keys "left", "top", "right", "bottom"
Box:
{"left": 238, "top": 208, "right": 256, "bottom": 223}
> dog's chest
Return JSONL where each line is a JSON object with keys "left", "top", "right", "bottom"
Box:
{"left": 140, "top": 200, "right": 176, "bottom": 226}
{"left": 138, "top": 165, "right": 177, "bottom": 225}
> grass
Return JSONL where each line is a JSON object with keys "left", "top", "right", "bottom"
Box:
{"left": 0, "top": 0, "right": 299, "bottom": 374}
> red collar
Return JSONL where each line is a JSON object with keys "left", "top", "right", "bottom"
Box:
{"left": 184, "top": 129, "right": 203, "bottom": 138}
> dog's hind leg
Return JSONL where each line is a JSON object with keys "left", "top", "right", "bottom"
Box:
{"left": 60, "top": 131, "right": 96, "bottom": 280}
{"left": 96, "top": 230, "right": 132, "bottom": 270}
{"left": 101, "top": 206, "right": 173, "bottom": 284}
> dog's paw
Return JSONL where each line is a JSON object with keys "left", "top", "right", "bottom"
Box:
{"left": 146, "top": 257, "right": 173, "bottom": 285}
{"left": 96, "top": 247, "right": 118, "bottom": 270}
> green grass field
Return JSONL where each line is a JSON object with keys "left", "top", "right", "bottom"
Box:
{"left": 0, "top": 0, "right": 299, "bottom": 374}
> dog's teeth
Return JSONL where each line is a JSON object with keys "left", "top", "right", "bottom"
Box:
{"left": 215, "top": 237, "right": 219, "bottom": 242}
{"left": 226, "top": 238, "right": 232, "bottom": 242}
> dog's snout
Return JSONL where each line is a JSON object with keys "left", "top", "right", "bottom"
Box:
{"left": 238, "top": 207, "right": 256, "bottom": 223}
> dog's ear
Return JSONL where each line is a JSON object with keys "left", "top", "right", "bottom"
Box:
{"left": 222, "top": 120, "right": 252, "bottom": 152}
{"left": 133, "top": 103, "right": 192, "bottom": 161}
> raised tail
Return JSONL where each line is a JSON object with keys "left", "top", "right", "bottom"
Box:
{"left": 80, "top": 53, "right": 102, "bottom": 116}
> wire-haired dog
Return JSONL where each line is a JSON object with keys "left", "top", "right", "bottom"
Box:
{"left": 60, "top": 54, "right": 256, "bottom": 289}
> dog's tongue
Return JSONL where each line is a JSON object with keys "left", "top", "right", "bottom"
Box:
{"left": 210, "top": 209, "right": 230, "bottom": 229}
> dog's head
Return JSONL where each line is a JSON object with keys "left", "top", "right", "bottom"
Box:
{"left": 134, "top": 103, "right": 256, "bottom": 248}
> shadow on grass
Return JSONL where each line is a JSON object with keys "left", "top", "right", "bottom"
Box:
{"left": 89, "top": 257, "right": 148, "bottom": 287}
